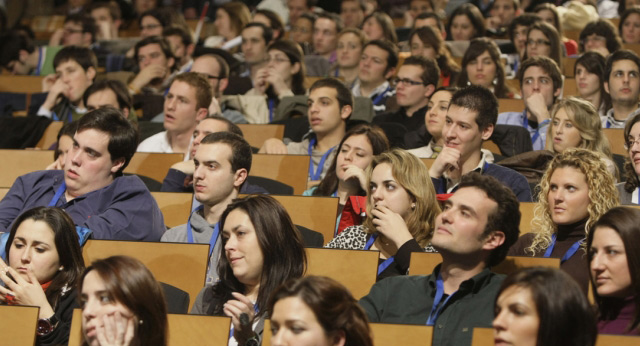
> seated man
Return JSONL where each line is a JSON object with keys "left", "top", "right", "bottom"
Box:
{"left": 497, "top": 56, "right": 562, "bottom": 150}
{"left": 341, "top": 0, "right": 365, "bottom": 28}
{"left": 601, "top": 50, "right": 640, "bottom": 128}
{"left": 240, "top": 23, "right": 272, "bottom": 80}
{"left": 87, "top": 1, "right": 122, "bottom": 40}
{"left": 486, "top": 0, "right": 520, "bottom": 37}
{"left": 360, "top": 173, "right": 520, "bottom": 346}
{"left": 128, "top": 36, "right": 177, "bottom": 95}
{"left": 137, "top": 72, "right": 210, "bottom": 156}
{"left": 352, "top": 39, "right": 398, "bottom": 114}
{"left": 163, "top": 26, "right": 195, "bottom": 73}
{"left": 37, "top": 46, "right": 97, "bottom": 123}
{"left": 0, "top": 30, "right": 63, "bottom": 76}
{"left": 259, "top": 78, "right": 352, "bottom": 182}
{"left": 83, "top": 79, "right": 137, "bottom": 123}
{"left": 0, "top": 107, "right": 165, "bottom": 241}
{"left": 49, "top": 13, "right": 97, "bottom": 48}
{"left": 429, "top": 86, "right": 532, "bottom": 202}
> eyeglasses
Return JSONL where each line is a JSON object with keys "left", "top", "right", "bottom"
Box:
{"left": 581, "top": 36, "right": 606, "bottom": 45}
{"left": 526, "top": 39, "right": 550, "bottom": 46}
{"left": 140, "top": 24, "right": 162, "bottom": 31}
{"left": 625, "top": 136, "right": 640, "bottom": 150}
{"left": 267, "top": 56, "right": 291, "bottom": 64}
{"left": 64, "top": 28, "right": 84, "bottom": 35}
{"left": 394, "top": 77, "right": 424, "bottom": 86}
{"left": 291, "top": 26, "right": 310, "bottom": 34}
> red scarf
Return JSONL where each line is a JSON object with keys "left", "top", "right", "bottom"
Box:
{"left": 5, "top": 280, "right": 51, "bottom": 305}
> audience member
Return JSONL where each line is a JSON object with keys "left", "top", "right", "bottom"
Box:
{"left": 254, "top": 9, "right": 285, "bottom": 41}
{"left": 533, "top": 3, "right": 578, "bottom": 56}
{"left": 602, "top": 50, "right": 640, "bottom": 128}
{"left": 522, "top": 22, "right": 563, "bottom": 68}
{"left": 80, "top": 256, "right": 168, "bottom": 346}
{"left": 341, "top": 0, "right": 366, "bottom": 29}
{"left": 409, "top": 26, "right": 461, "bottom": 87}
{"left": 498, "top": 56, "right": 562, "bottom": 150}
{"left": 447, "top": 4, "right": 485, "bottom": 41}
{"left": 190, "top": 195, "right": 307, "bottom": 346}
{"left": 413, "top": 12, "right": 447, "bottom": 39}
{"left": 486, "top": 0, "right": 520, "bottom": 36}
{"left": 575, "top": 52, "right": 611, "bottom": 116}
{"left": 456, "top": 38, "right": 516, "bottom": 99}
{"left": 330, "top": 28, "right": 366, "bottom": 88}
{"left": 508, "top": 148, "right": 619, "bottom": 294}
{"left": 49, "top": 14, "right": 97, "bottom": 48}
{"left": 360, "top": 173, "right": 520, "bottom": 346}
{"left": 352, "top": 40, "right": 398, "bottom": 114}
{"left": 240, "top": 23, "right": 272, "bottom": 81}
{"left": 0, "top": 108, "right": 166, "bottom": 241}
{"left": 46, "top": 121, "right": 79, "bottom": 171}
{"left": 579, "top": 19, "right": 622, "bottom": 56}
{"left": 405, "top": 0, "right": 435, "bottom": 28}
{"left": 290, "top": 13, "right": 316, "bottom": 54}
{"left": 0, "top": 31, "right": 63, "bottom": 76}
{"left": 268, "top": 276, "right": 373, "bottom": 346}
{"left": 618, "top": 112, "right": 640, "bottom": 204}
{"left": 129, "top": 36, "right": 177, "bottom": 95}
{"left": 408, "top": 87, "right": 458, "bottom": 157}
{"left": 507, "top": 13, "right": 541, "bottom": 62}
{"left": 204, "top": 2, "right": 251, "bottom": 52}
{"left": 620, "top": 8, "right": 640, "bottom": 44}
{"left": 87, "top": 1, "right": 122, "bottom": 40}
{"left": 139, "top": 8, "right": 172, "bottom": 38}
{"left": 429, "top": 86, "right": 532, "bottom": 201}
{"left": 163, "top": 26, "right": 194, "bottom": 73}
{"left": 588, "top": 207, "right": 640, "bottom": 335}
{"left": 288, "top": 0, "right": 316, "bottom": 27}
{"left": 493, "top": 267, "right": 597, "bottom": 346}
{"left": 83, "top": 79, "right": 136, "bottom": 122}
{"left": 327, "top": 149, "right": 440, "bottom": 280}
{"left": 313, "top": 12, "right": 342, "bottom": 64}
{"left": 0, "top": 207, "right": 84, "bottom": 345}
{"left": 362, "top": 12, "right": 398, "bottom": 44}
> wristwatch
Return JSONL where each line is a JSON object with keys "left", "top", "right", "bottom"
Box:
{"left": 244, "top": 335, "right": 260, "bottom": 346}
{"left": 36, "top": 314, "right": 59, "bottom": 336}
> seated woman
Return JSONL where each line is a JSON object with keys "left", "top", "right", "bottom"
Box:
{"left": 588, "top": 207, "right": 640, "bottom": 335}
{"left": 407, "top": 87, "right": 456, "bottom": 158}
{"left": 493, "top": 267, "right": 597, "bottom": 346}
{"left": 268, "top": 276, "right": 373, "bottom": 346}
{"left": 618, "top": 113, "right": 640, "bottom": 204}
{"left": 0, "top": 207, "right": 84, "bottom": 345}
{"left": 409, "top": 26, "right": 460, "bottom": 87}
{"left": 191, "top": 195, "right": 307, "bottom": 345}
{"left": 578, "top": 19, "right": 622, "bottom": 56}
{"left": 204, "top": 2, "right": 251, "bottom": 52}
{"left": 534, "top": 3, "right": 578, "bottom": 56}
{"left": 304, "top": 124, "right": 389, "bottom": 234}
{"left": 253, "top": 9, "right": 285, "bottom": 41}
{"left": 620, "top": 8, "right": 640, "bottom": 44}
{"left": 362, "top": 12, "right": 397, "bottom": 44}
{"left": 455, "top": 38, "right": 517, "bottom": 99}
{"left": 546, "top": 97, "right": 617, "bottom": 178}
{"left": 79, "top": 255, "right": 168, "bottom": 345}
{"left": 522, "top": 22, "right": 563, "bottom": 69}
{"left": 247, "top": 39, "right": 306, "bottom": 123}
{"left": 46, "top": 120, "right": 78, "bottom": 170}
{"left": 508, "top": 148, "right": 619, "bottom": 294}
{"left": 290, "top": 13, "right": 316, "bottom": 55}
{"left": 326, "top": 149, "right": 440, "bottom": 280}
{"left": 330, "top": 28, "right": 366, "bottom": 88}
{"left": 574, "top": 52, "right": 610, "bottom": 116}
{"left": 446, "top": 4, "right": 485, "bottom": 41}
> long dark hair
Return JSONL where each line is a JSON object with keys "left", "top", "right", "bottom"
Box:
{"left": 587, "top": 207, "right": 640, "bottom": 333}
{"left": 79, "top": 256, "right": 168, "bottom": 346}
{"left": 268, "top": 276, "right": 373, "bottom": 346}
{"left": 446, "top": 3, "right": 485, "bottom": 41}
{"left": 496, "top": 267, "right": 597, "bottom": 346}
{"left": 409, "top": 26, "right": 460, "bottom": 80}
{"left": 623, "top": 112, "right": 640, "bottom": 193}
{"left": 213, "top": 195, "right": 307, "bottom": 319}
{"left": 267, "top": 39, "right": 306, "bottom": 96}
{"left": 523, "top": 22, "right": 563, "bottom": 68}
{"left": 6, "top": 207, "right": 84, "bottom": 309}
{"left": 456, "top": 37, "right": 513, "bottom": 99}
{"left": 575, "top": 52, "right": 611, "bottom": 113}
{"left": 313, "top": 124, "right": 389, "bottom": 197}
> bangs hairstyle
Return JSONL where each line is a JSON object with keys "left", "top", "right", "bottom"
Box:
{"left": 409, "top": 26, "right": 460, "bottom": 78}
{"left": 363, "top": 149, "right": 440, "bottom": 247}
{"left": 267, "top": 39, "right": 306, "bottom": 95}
{"left": 446, "top": 3, "right": 485, "bottom": 41}
{"left": 523, "top": 22, "right": 563, "bottom": 68}
{"left": 533, "top": 4, "right": 562, "bottom": 34}
{"left": 578, "top": 19, "right": 622, "bottom": 54}
{"left": 338, "top": 27, "right": 366, "bottom": 48}
{"left": 268, "top": 276, "right": 373, "bottom": 346}
{"left": 79, "top": 256, "right": 167, "bottom": 346}
{"left": 313, "top": 124, "right": 390, "bottom": 197}
{"left": 546, "top": 97, "right": 612, "bottom": 158}
{"left": 53, "top": 46, "right": 98, "bottom": 76}
{"left": 5, "top": 207, "right": 84, "bottom": 310}
{"left": 82, "top": 79, "right": 133, "bottom": 112}
{"left": 497, "top": 267, "right": 597, "bottom": 346}
{"left": 528, "top": 148, "right": 619, "bottom": 255}
{"left": 86, "top": 1, "right": 121, "bottom": 21}
{"left": 587, "top": 207, "right": 640, "bottom": 334}
{"left": 456, "top": 38, "right": 512, "bottom": 99}
{"left": 449, "top": 84, "right": 499, "bottom": 131}
{"left": 362, "top": 12, "right": 398, "bottom": 44}
{"left": 574, "top": 52, "right": 611, "bottom": 112}
{"left": 213, "top": 195, "right": 307, "bottom": 319}
{"left": 64, "top": 13, "right": 98, "bottom": 43}
{"left": 517, "top": 56, "right": 563, "bottom": 96}
{"left": 171, "top": 72, "right": 213, "bottom": 110}
{"left": 622, "top": 112, "right": 640, "bottom": 193}
{"left": 139, "top": 8, "right": 172, "bottom": 29}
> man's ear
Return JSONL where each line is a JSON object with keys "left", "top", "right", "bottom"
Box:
{"left": 83, "top": 33, "right": 93, "bottom": 46}
{"left": 384, "top": 66, "right": 396, "bottom": 80}
{"left": 481, "top": 123, "right": 494, "bottom": 141}
{"left": 114, "top": 19, "right": 122, "bottom": 31}
{"left": 167, "top": 57, "right": 175, "bottom": 70}
{"left": 482, "top": 230, "right": 506, "bottom": 251}
{"left": 122, "top": 107, "right": 130, "bottom": 119}
{"left": 110, "top": 157, "right": 126, "bottom": 174}
{"left": 86, "top": 66, "right": 97, "bottom": 81}
{"left": 424, "top": 84, "right": 436, "bottom": 98}
{"left": 233, "top": 168, "right": 248, "bottom": 188}
{"left": 340, "top": 104, "right": 353, "bottom": 120}
{"left": 18, "top": 49, "right": 30, "bottom": 63}
{"left": 218, "top": 78, "right": 229, "bottom": 94}
{"left": 196, "top": 107, "right": 208, "bottom": 121}
{"left": 186, "top": 43, "right": 195, "bottom": 58}
{"left": 604, "top": 81, "right": 610, "bottom": 95}
{"left": 553, "top": 86, "right": 562, "bottom": 98}
{"left": 331, "top": 330, "right": 346, "bottom": 346}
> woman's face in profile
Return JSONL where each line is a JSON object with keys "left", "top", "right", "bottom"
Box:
{"left": 56, "top": 135, "right": 74, "bottom": 170}
{"left": 546, "top": 166, "right": 590, "bottom": 225}
{"left": 270, "top": 296, "right": 342, "bottom": 346}
{"left": 493, "top": 285, "right": 539, "bottom": 346}
{"left": 81, "top": 270, "right": 135, "bottom": 346}
{"left": 8, "top": 219, "right": 60, "bottom": 284}
{"left": 590, "top": 226, "right": 633, "bottom": 298}
{"left": 223, "top": 209, "right": 264, "bottom": 286}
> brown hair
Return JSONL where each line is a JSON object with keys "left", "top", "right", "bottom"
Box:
{"left": 171, "top": 72, "right": 213, "bottom": 110}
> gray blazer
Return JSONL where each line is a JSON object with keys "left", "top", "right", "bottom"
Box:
{"left": 616, "top": 182, "right": 636, "bottom": 205}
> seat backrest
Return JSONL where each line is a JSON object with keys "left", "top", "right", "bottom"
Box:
{"left": 0, "top": 75, "right": 45, "bottom": 93}
{"left": 421, "top": 158, "right": 435, "bottom": 169}
{"left": 409, "top": 252, "right": 442, "bottom": 276}
{"left": 492, "top": 256, "right": 560, "bottom": 275}
{"left": 563, "top": 78, "right": 578, "bottom": 98}
{"left": 150, "top": 192, "right": 192, "bottom": 228}
{"left": 82, "top": 239, "right": 208, "bottom": 312}
{"left": 0, "top": 305, "right": 39, "bottom": 345}
{"left": 471, "top": 327, "right": 493, "bottom": 346}
{"left": 251, "top": 154, "right": 310, "bottom": 195}
{"left": 305, "top": 248, "right": 379, "bottom": 299}
{"left": 603, "top": 128, "right": 627, "bottom": 156}
{"left": 0, "top": 149, "right": 52, "bottom": 188}
{"left": 269, "top": 195, "right": 339, "bottom": 243}
{"left": 596, "top": 334, "right": 640, "bottom": 346}
{"left": 371, "top": 323, "right": 433, "bottom": 346}
{"left": 124, "top": 152, "right": 184, "bottom": 183}
{"left": 498, "top": 99, "right": 524, "bottom": 114}
{"left": 237, "top": 124, "right": 285, "bottom": 149}
{"left": 36, "top": 121, "right": 64, "bottom": 149}
{"left": 519, "top": 202, "right": 536, "bottom": 234}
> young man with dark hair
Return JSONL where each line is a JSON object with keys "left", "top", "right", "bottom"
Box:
{"left": 413, "top": 12, "right": 447, "bottom": 39}
{"left": 602, "top": 49, "right": 640, "bottom": 128}
{"left": 129, "top": 36, "right": 177, "bottom": 94}
{"left": 352, "top": 39, "right": 398, "bottom": 114}
{"left": 87, "top": 1, "right": 122, "bottom": 40}
{"left": 360, "top": 172, "right": 521, "bottom": 346}
{"left": 429, "top": 86, "right": 532, "bottom": 202}
{"left": 0, "top": 31, "right": 63, "bottom": 76}
{"left": 240, "top": 23, "right": 273, "bottom": 80}
{"left": 83, "top": 79, "right": 137, "bottom": 122}
{"left": 138, "top": 72, "right": 212, "bottom": 155}
{"left": 497, "top": 56, "right": 563, "bottom": 149}
{"left": 373, "top": 55, "right": 439, "bottom": 134}
{"left": 313, "top": 12, "right": 342, "bottom": 63}
{"left": 49, "top": 13, "right": 98, "bottom": 47}
{"left": 0, "top": 107, "right": 165, "bottom": 241}
{"left": 508, "top": 14, "right": 541, "bottom": 60}
{"left": 163, "top": 26, "right": 195, "bottom": 73}
{"left": 287, "top": 0, "right": 317, "bottom": 27}
{"left": 260, "top": 78, "right": 353, "bottom": 181}
{"left": 486, "top": 0, "right": 520, "bottom": 36}
{"left": 37, "top": 46, "right": 98, "bottom": 122}
{"left": 341, "top": 0, "right": 366, "bottom": 28}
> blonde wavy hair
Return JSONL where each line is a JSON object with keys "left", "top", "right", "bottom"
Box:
{"left": 545, "top": 97, "right": 612, "bottom": 158}
{"left": 527, "top": 148, "right": 619, "bottom": 254}
{"left": 362, "top": 149, "right": 440, "bottom": 247}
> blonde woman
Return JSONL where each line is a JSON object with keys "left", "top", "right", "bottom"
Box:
{"left": 508, "top": 148, "right": 619, "bottom": 294}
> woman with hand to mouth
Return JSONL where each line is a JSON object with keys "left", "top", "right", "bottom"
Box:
{"left": 493, "top": 267, "right": 597, "bottom": 346}
{"left": 508, "top": 148, "right": 619, "bottom": 294}
{"left": 617, "top": 112, "right": 640, "bottom": 204}
{"left": 0, "top": 207, "right": 84, "bottom": 345}
{"left": 325, "top": 149, "right": 440, "bottom": 280}
{"left": 587, "top": 207, "right": 640, "bottom": 335}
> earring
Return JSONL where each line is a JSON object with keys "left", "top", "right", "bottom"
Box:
{"left": 466, "top": 80, "right": 471, "bottom": 86}
{"left": 139, "top": 320, "right": 144, "bottom": 325}
{"left": 411, "top": 203, "right": 416, "bottom": 210}
{"left": 492, "top": 77, "right": 498, "bottom": 86}
{"left": 58, "top": 266, "right": 64, "bottom": 271}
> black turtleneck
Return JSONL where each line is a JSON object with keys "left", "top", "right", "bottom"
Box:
{"left": 508, "top": 218, "right": 590, "bottom": 295}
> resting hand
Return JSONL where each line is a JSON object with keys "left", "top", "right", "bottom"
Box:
{"left": 259, "top": 138, "right": 288, "bottom": 154}
{"left": 96, "top": 311, "right": 136, "bottom": 346}
{"left": 223, "top": 292, "right": 256, "bottom": 341}
{"left": 45, "top": 159, "right": 63, "bottom": 170}
{"left": 525, "top": 92, "right": 551, "bottom": 123}
{"left": 342, "top": 165, "right": 367, "bottom": 190}
{"left": 129, "top": 65, "right": 167, "bottom": 92}
{"left": 49, "top": 28, "right": 64, "bottom": 46}
{"left": 254, "top": 68, "right": 270, "bottom": 95}
{"left": 0, "top": 259, "right": 54, "bottom": 318}
{"left": 428, "top": 146, "right": 461, "bottom": 178}
{"left": 370, "top": 205, "right": 413, "bottom": 248}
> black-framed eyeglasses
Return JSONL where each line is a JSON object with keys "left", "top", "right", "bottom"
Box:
{"left": 394, "top": 77, "right": 424, "bottom": 86}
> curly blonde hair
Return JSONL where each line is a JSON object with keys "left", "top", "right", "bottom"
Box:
{"left": 527, "top": 148, "right": 619, "bottom": 254}
{"left": 362, "top": 149, "right": 440, "bottom": 247}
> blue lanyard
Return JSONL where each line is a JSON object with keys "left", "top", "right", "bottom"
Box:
{"left": 35, "top": 47, "right": 43, "bottom": 76}
{"left": 371, "top": 86, "right": 391, "bottom": 106}
{"left": 186, "top": 206, "right": 220, "bottom": 258}
{"left": 48, "top": 182, "right": 67, "bottom": 207}
{"left": 52, "top": 109, "right": 73, "bottom": 123}
{"left": 229, "top": 304, "right": 260, "bottom": 340}
{"left": 543, "top": 234, "right": 583, "bottom": 263}
{"left": 426, "top": 273, "right": 457, "bottom": 325}
{"left": 308, "top": 138, "right": 334, "bottom": 181}
{"left": 267, "top": 98, "right": 275, "bottom": 123}
{"left": 334, "top": 68, "right": 340, "bottom": 77}
{"left": 605, "top": 119, "right": 611, "bottom": 128}
{"left": 364, "top": 233, "right": 396, "bottom": 275}
{"left": 522, "top": 111, "right": 542, "bottom": 144}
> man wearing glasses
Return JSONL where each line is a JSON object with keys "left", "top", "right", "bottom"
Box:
{"left": 49, "top": 13, "right": 97, "bottom": 47}
{"left": 372, "top": 55, "right": 438, "bottom": 140}
{"left": 352, "top": 39, "right": 398, "bottom": 114}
